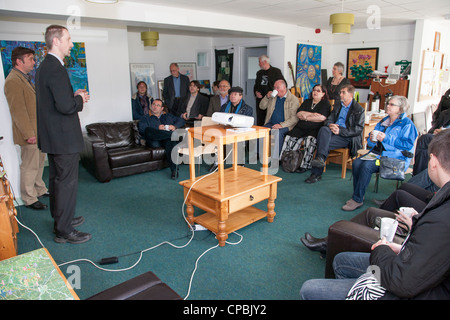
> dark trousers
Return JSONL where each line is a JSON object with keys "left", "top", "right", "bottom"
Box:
{"left": 413, "top": 133, "right": 433, "bottom": 175}
{"left": 311, "top": 126, "right": 352, "bottom": 176}
{"left": 379, "top": 182, "right": 432, "bottom": 213}
{"left": 48, "top": 153, "right": 79, "bottom": 236}
{"left": 256, "top": 99, "right": 267, "bottom": 127}
{"left": 144, "top": 127, "right": 178, "bottom": 171}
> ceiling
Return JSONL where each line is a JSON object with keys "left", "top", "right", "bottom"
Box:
{"left": 122, "top": 0, "right": 450, "bottom": 31}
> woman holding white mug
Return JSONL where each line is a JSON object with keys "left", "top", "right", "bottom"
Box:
{"left": 342, "top": 96, "right": 418, "bottom": 211}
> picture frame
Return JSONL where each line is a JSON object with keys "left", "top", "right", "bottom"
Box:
{"left": 433, "top": 32, "right": 441, "bottom": 52}
{"left": 346, "top": 47, "right": 379, "bottom": 88}
{"left": 177, "top": 62, "right": 197, "bottom": 81}
{"left": 157, "top": 80, "right": 164, "bottom": 99}
{"left": 129, "top": 63, "right": 157, "bottom": 98}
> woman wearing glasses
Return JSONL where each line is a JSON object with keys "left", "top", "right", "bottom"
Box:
{"left": 280, "top": 84, "right": 331, "bottom": 173}
{"left": 342, "top": 96, "right": 418, "bottom": 211}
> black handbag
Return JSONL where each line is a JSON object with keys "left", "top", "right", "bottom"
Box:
{"left": 378, "top": 156, "right": 406, "bottom": 180}
{"left": 280, "top": 149, "right": 304, "bottom": 173}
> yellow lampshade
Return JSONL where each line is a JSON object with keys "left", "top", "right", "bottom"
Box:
{"left": 330, "top": 13, "right": 354, "bottom": 34}
{"left": 141, "top": 31, "right": 159, "bottom": 46}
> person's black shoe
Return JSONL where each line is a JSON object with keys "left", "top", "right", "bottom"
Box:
{"left": 171, "top": 170, "right": 179, "bottom": 180}
{"left": 295, "top": 168, "right": 308, "bottom": 173}
{"left": 372, "top": 199, "right": 385, "bottom": 207}
{"left": 39, "top": 191, "right": 50, "bottom": 198}
{"left": 305, "top": 174, "right": 322, "bottom": 184}
{"left": 71, "top": 216, "right": 85, "bottom": 227}
{"left": 53, "top": 216, "right": 85, "bottom": 233}
{"left": 54, "top": 230, "right": 92, "bottom": 244}
{"left": 26, "top": 201, "right": 48, "bottom": 210}
{"left": 300, "top": 233, "right": 328, "bottom": 254}
{"left": 311, "top": 156, "right": 326, "bottom": 168}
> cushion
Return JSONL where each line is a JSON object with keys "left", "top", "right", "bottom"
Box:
{"left": 108, "top": 146, "right": 152, "bottom": 168}
{"left": 86, "top": 122, "right": 135, "bottom": 149}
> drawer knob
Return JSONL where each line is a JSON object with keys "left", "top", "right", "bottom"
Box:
{"left": 249, "top": 195, "right": 254, "bottom": 201}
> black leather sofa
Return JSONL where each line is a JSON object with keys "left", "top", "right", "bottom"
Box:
{"left": 87, "top": 271, "right": 182, "bottom": 300}
{"left": 80, "top": 121, "right": 167, "bottom": 182}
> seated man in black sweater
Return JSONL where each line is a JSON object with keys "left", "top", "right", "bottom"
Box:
{"left": 138, "top": 99, "right": 185, "bottom": 179}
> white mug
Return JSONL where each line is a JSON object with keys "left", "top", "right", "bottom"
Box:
{"left": 399, "top": 207, "right": 415, "bottom": 218}
{"left": 380, "top": 217, "right": 398, "bottom": 242}
{"left": 371, "top": 130, "right": 380, "bottom": 142}
{"left": 271, "top": 89, "right": 278, "bottom": 97}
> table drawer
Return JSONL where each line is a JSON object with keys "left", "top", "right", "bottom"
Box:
{"left": 228, "top": 185, "right": 270, "bottom": 212}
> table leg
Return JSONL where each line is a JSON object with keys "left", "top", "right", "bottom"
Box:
{"left": 267, "top": 183, "right": 277, "bottom": 223}
{"left": 217, "top": 220, "right": 228, "bottom": 246}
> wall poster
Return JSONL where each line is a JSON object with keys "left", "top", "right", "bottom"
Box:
{"left": 296, "top": 43, "right": 322, "bottom": 100}
{"left": 0, "top": 40, "right": 89, "bottom": 92}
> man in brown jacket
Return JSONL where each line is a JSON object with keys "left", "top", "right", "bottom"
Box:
{"left": 4, "top": 46, "right": 48, "bottom": 210}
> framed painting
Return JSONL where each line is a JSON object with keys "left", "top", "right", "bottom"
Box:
{"left": 129, "top": 63, "right": 156, "bottom": 98}
{"left": 296, "top": 43, "right": 322, "bottom": 99}
{"left": 1, "top": 40, "right": 89, "bottom": 92}
{"left": 177, "top": 62, "right": 197, "bottom": 81}
{"left": 346, "top": 47, "right": 379, "bottom": 88}
{"left": 157, "top": 80, "right": 164, "bottom": 99}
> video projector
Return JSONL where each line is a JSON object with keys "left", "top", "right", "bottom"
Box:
{"left": 211, "top": 112, "right": 254, "bottom": 128}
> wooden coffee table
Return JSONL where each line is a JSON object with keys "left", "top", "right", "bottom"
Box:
{"left": 179, "top": 125, "right": 282, "bottom": 246}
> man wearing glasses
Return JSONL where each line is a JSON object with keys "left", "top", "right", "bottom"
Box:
{"left": 306, "top": 84, "right": 365, "bottom": 184}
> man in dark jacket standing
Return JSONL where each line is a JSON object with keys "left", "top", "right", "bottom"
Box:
{"left": 163, "top": 63, "right": 190, "bottom": 115}
{"left": 300, "top": 129, "right": 450, "bottom": 300}
{"left": 36, "top": 25, "right": 91, "bottom": 244}
{"left": 254, "top": 55, "right": 284, "bottom": 126}
{"left": 305, "top": 84, "right": 364, "bottom": 183}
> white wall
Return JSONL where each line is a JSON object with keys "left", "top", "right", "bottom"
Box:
{"left": 409, "top": 19, "right": 450, "bottom": 116}
{"left": 127, "top": 30, "right": 214, "bottom": 93}
{"left": 326, "top": 24, "right": 415, "bottom": 103}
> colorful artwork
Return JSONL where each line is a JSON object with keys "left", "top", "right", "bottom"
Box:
{"left": 296, "top": 44, "right": 322, "bottom": 99}
{"left": 0, "top": 40, "right": 89, "bottom": 92}
{"left": 346, "top": 47, "right": 379, "bottom": 88}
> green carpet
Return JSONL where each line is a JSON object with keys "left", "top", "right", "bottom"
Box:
{"left": 15, "top": 160, "right": 396, "bottom": 300}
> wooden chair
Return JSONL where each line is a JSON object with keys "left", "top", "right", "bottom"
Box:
{"left": 324, "top": 147, "right": 351, "bottom": 179}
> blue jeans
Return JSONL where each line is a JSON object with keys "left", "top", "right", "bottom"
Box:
{"left": 351, "top": 157, "right": 379, "bottom": 203}
{"left": 300, "top": 252, "right": 370, "bottom": 300}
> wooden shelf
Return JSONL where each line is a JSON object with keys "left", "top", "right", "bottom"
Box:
{"left": 195, "top": 206, "right": 268, "bottom": 235}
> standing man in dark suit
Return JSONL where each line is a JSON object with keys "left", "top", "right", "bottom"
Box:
{"left": 162, "top": 63, "right": 190, "bottom": 115}
{"left": 36, "top": 25, "right": 91, "bottom": 244}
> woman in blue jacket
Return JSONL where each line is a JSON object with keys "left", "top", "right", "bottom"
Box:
{"left": 342, "top": 95, "right": 418, "bottom": 211}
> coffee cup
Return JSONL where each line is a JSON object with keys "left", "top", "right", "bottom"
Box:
{"left": 399, "top": 207, "right": 415, "bottom": 218}
{"left": 380, "top": 217, "right": 398, "bottom": 242}
{"left": 271, "top": 90, "right": 278, "bottom": 97}
{"left": 371, "top": 130, "right": 380, "bottom": 142}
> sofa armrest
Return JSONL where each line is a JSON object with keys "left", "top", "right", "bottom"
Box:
{"left": 86, "top": 271, "right": 182, "bottom": 300}
{"left": 325, "top": 220, "right": 380, "bottom": 279}
{"left": 80, "top": 133, "right": 112, "bottom": 182}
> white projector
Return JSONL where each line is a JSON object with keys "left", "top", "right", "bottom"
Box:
{"left": 211, "top": 112, "right": 254, "bottom": 128}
